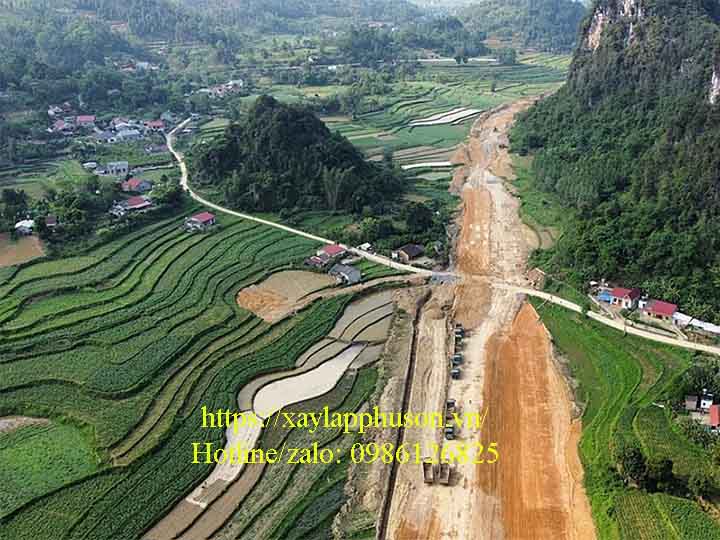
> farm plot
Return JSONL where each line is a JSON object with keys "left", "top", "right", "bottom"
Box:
{"left": 145, "top": 288, "right": 396, "bottom": 540}
{"left": 0, "top": 422, "right": 100, "bottom": 518}
{"left": 237, "top": 270, "right": 336, "bottom": 322}
{"left": 0, "top": 235, "right": 44, "bottom": 268}
{"left": 532, "top": 302, "right": 719, "bottom": 539}
{"left": 0, "top": 209, "right": 391, "bottom": 540}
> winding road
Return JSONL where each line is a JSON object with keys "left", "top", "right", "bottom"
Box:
{"left": 166, "top": 119, "right": 720, "bottom": 358}
{"left": 166, "top": 120, "right": 440, "bottom": 277}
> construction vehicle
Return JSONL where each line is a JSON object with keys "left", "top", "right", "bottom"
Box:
{"left": 444, "top": 425, "right": 456, "bottom": 440}
{"left": 451, "top": 367, "right": 461, "bottom": 380}
{"left": 446, "top": 398, "right": 456, "bottom": 411}
{"left": 422, "top": 460, "right": 436, "bottom": 484}
{"left": 438, "top": 462, "right": 451, "bottom": 485}
{"left": 451, "top": 353, "right": 463, "bottom": 366}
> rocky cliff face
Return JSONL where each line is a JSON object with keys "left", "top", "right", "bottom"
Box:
{"left": 570, "top": 0, "right": 720, "bottom": 105}
{"left": 584, "top": 0, "right": 646, "bottom": 50}
{"left": 710, "top": 64, "right": 720, "bottom": 104}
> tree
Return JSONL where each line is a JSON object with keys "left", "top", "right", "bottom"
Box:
{"left": 688, "top": 468, "right": 713, "bottom": 499}
{"left": 497, "top": 47, "right": 517, "bottom": 66}
{"left": 406, "top": 202, "right": 433, "bottom": 234}
{"left": 617, "top": 445, "right": 647, "bottom": 485}
{"left": 645, "top": 457, "right": 675, "bottom": 492}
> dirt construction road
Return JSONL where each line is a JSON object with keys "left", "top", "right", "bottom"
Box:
{"left": 386, "top": 100, "right": 596, "bottom": 540}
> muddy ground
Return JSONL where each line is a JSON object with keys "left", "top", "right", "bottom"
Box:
{"left": 0, "top": 234, "right": 44, "bottom": 268}
{"left": 386, "top": 99, "right": 596, "bottom": 540}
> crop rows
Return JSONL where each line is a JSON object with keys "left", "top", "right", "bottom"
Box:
{"left": 531, "top": 302, "right": 717, "bottom": 539}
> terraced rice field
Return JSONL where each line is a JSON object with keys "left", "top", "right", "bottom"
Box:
{"left": 0, "top": 213, "right": 401, "bottom": 539}
{"left": 145, "top": 289, "right": 395, "bottom": 540}
{"left": 533, "top": 302, "right": 720, "bottom": 540}
{"left": 326, "top": 60, "right": 568, "bottom": 168}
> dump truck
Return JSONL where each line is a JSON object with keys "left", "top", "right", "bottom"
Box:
{"left": 422, "top": 460, "right": 436, "bottom": 484}
{"left": 451, "top": 354, "right": 463, "bottom": 366}
{"left": 438, "top": 462, "right": 451, "bottom": 485}
{"left": 451, "top": 367, "right": 461, "bottom": 380}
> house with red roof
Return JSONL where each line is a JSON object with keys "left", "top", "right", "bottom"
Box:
{"left": 121, "top": 177, "right": 153, "bottom": 193}
{"left": 642, "top": 299, "right": 678, "bottom": 322}
{"left": 110, "top": 196, "right": 152, "bottom": 217}
{"left": 145, "top": 120, "right": 165, "bottom": 132}
{"left": 710, "top": 404, "right": 720, "bottom": 428}
{"left": 76, "top": 115, "right": 96, "bottom": 127}
{"left": 317, "top": 244, "right": 346, "bottom": 259}
{"left": 609, "top": 287, "right": 641, "bottom": 309}
{"left": 185, "top": 212, "right": 216, "bottom": 231}
{"left": 124, "top": 196, "right": 152, "bottom": 211}
{"left": 51, "top": 119, "right": 74, "bottom": 135}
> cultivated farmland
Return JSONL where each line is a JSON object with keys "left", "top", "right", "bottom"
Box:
{"left": 0, "top": 208, "right": 401, "bottom": 540}
{"left": 533, "top": 302, "right": 720, "bottom": 540}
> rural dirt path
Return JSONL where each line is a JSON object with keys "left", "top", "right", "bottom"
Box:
{"left": 385, "top": 99, "right": 597, "bottom": 540}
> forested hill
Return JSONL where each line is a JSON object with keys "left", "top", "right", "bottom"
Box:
{"left": 512, "top": 0, "right": 720, "bottom": 322}
{"left": 188, "top": 96, "right": 403, "bottom": 214}
{"left": 73, "top": 0, "right": 421, "bottom": 38}
{"left": 460, "top": 0, "right": 587, "bottom": 52}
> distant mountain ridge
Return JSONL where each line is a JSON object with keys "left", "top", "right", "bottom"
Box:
{"left": 513, "top": 0, "right": 720, "bottom": 321}
{"left": 460, "top": 0, "right": 588, "bottom": 52}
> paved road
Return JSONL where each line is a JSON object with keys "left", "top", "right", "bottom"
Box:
{"left": 495, "top": 283, "right": 720, "bottom": 357}
{"left": 167, "top": 120, "right": 720, "bottom": 357}
{"left": 166, "top": 120, "right": 435, "bottom": 276}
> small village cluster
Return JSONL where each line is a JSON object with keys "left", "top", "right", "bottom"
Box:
{"left": 305, "top": 242, "right": 426, "bottom": 286}
{"left": 595, "top": 284, "right": 720, "bottom": 336}
{"left": 684, "top": 392, "right": 720, "bottom": 430}
{"left": 48, "top": 102, "right": 175, "bottom": 144}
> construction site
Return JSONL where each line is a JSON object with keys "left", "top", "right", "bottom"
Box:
{"left": 378, "top": 100, "right": 596, "bottom": 540}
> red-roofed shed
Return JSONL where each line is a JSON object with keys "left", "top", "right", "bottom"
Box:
{"left": 125, "top": 196, "right": 152, "bottom": 211}
{"left": 710, "top": 404, "right": 720, "bottom": 428}
{"left": 185, "top": 212, "right": 216, "bottom": 230}
{"left": 644, "top": 300, "right": 678, "bottom": 321}
{"left": 318, "top": 244, "right": 346, "bottom": 258}
{"left": 76, "top": 115, "right": 96, "bottom": 126}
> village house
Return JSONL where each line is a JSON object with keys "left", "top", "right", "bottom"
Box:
{"left": 51, "top": 119, "right": 74, "bottom": 135}
{"left": 75, "top": 115, "right": 96, "bottom": 128}
{"left": 602, "top": 287, "right": 641, "bottom": 309}
{"left": 641, "top": 299, "right": 678, "bottom": 322}
{"left": 145, "top": 120, "right": 165, "bottom": 132}
{"left": 701, "top": 393, "right": 714, "bottom": 412}
{"left": 110, "top": 195, "right": 153, "bottom": 217}
{"left": 305, "top": 253, "right": 331, "bottom": 268}
{"left": 317, "top": 244, "right": 347, "bottom": 260}
{"left": 14, "top": 219, "right": 35, "bottom": 236}
{"left": 711, "top": 405, "right": 720, "bottom": 429}
{"left": 44, "top": 215, "right": 58, "bottom": 229}
{"left": 392, "top": 243, "right": 425, "bottom": 264}
{"left": 116, "top": 129, "right": 143, "bottom": 142}
{"left": 685, "top": 395, "right": 699, "bottom": 412}
{"left": 95, "top": 130, "right": 115, "bottom": 144}
{"left": 184, "top": 212, "right": 217, "bottom": 231}
{"left": 106, "top": 161, "right": 129, "bottom": 177}
{"left": 121, "top": 177, "right": 153, "bottom": 193}
{"left": 329, "top": 264, "right": 361, "bottom": 285}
